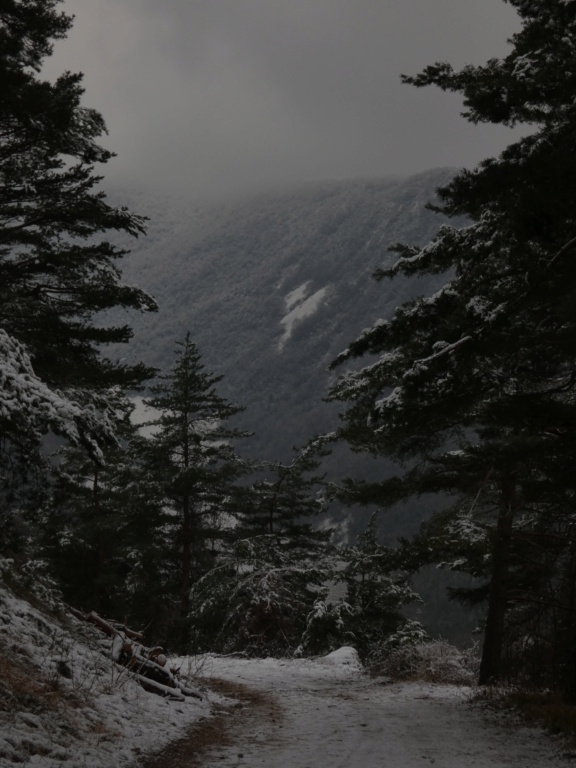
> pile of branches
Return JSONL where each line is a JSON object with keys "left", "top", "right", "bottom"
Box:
{"left": 69, "top": 608, "right": 202, "bottom": 702}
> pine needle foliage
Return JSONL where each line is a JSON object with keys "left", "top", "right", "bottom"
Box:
{"left": 329, "top": 0, "right": 576, "bottom": 696}
{"left": 0, "top": 0, "right": 156, "bottom": 549}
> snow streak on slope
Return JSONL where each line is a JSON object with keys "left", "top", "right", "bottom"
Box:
{"left": 279, "top": 282, "right": 329, "bottom": 350}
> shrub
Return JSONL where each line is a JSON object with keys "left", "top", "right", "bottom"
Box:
{"left": 375, "top": 638, "right": 479, "bottom": 684}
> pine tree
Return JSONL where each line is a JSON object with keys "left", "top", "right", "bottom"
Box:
{"left": 189, "top": 438, "right": 336, "bottom": 656}
{"left": 239, "top": 438, "right": 332, "bottom": 551}
{"left": 142, "top": 333, "right": 248, "bottom": 649}
{"left": 0, "top": 1, "right": 156, "bottom": 546}
{"left": 189, "top": 533, "right": 334, "bottom": 656}
{"left": 328, "top": 0, "right": 576, "bottom": 693}
{"left": 42, "top": 398, "right": 172, "bottom": 638}
{"left": 337, "top": 513, "right": 424, "bottom": 664}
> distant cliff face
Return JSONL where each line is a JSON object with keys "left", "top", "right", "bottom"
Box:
{"left": 114, "top": 169, "right": 457, "bottom": 460}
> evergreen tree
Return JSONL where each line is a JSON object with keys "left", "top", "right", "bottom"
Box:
{"left": 42, "top": 398, "right": 173, "bottom": 639}
{"left": 0, "top": 1, "right": 156, "bottom": 546}
{"left": 338, "top": 513, "right": 425, "bottom": 664}
{"left": 297, "top": 512, "right": 427, "bottom": 661}
{"left": 189, "top": 438, "right": 336, "bottom": 656}
{"left": 328, "top": 0, "right": 576, "bottom": 693}
{"left": 189, "top": 533, "right": 334, "bottom": 656}
{"left": 142, "top": 333, "right": 248, "bottom": 649}
{"left": 239, "top": 438, "right": 332, "bottom": 551}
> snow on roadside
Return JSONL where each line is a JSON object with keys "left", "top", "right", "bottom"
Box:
{"left": 192, "top": 645, "right": 364, "bottom": 688}
{"left": 0, "top": 563, "right": 210, "bottom": 766}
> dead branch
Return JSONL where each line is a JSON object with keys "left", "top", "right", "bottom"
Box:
{"left": 136, "top": 675, "right": 186, "bottom": 701}
{"left": 69, "top": 607, "right": 203, "bottom": 701}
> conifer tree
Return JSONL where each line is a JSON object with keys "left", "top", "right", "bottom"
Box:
{"left": 142, "top": 333, "right": 248, "bottom": 649}
{"left": 42, "top": 399, "right": 172, "bottom": 638}
{"left": 1, "top": 0, "right": 156, "bottom": 399}
{"left": 239, "top": 438, "right": 332, "bottom": 551}
{"left": 188, "top": 533, "right": 334, "bottom": 656}
{"left": 0, "top": 0, "right": 156, "bottom": 545}
{"left": 328, "top": 1, "right": 576, "bottom": 693}
{"left": 189, "top": 438, "right": 335, "bottom": 656}
{"left": 338, "top": 513, "right": 425, "bottom": 664}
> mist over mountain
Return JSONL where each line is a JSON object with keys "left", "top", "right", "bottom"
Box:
{"left": 114, "top": 168, "right": 457, "bottom": 463}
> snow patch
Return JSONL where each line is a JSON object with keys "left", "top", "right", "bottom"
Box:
{"left": 189, "top": 652, "right": 565, "bottom": 768}
{"left": 279, "top": 284, "right": 329, "bottom": 350}
{"left": 285, "top": 282, "right": 311, "bottom": 311}
{"left": 320, "top": 646, "right": 363, "bottom": 671}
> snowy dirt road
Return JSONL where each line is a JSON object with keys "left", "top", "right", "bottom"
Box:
{"left": 144, "top": 649, "right": 569, "bottom": 768}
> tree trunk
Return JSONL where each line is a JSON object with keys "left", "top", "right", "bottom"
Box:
{"left": 181, "top": 494, "right": 191, "bottom": 616}
{"left": 478, "top": 475, "right": 516, "bottom": 685}
{"left": 562, "top": 542, "right": 576, "bottom": 704}
{"left": 180, "top": 423, "right": 192, "bottom": 631}
{"left": 93, "top": 466, "right": 104, "bottom": 611}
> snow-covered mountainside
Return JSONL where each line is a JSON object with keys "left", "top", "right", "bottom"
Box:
{"left": 112, "top": 170, "right": 470, "bottom": 639}
{"left": 113, "top": 169, "right": 456, "bottom": 463}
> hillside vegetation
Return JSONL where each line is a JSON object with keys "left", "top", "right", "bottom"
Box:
{"left": 113, "top": 171, "right": 456, "bottom": 460}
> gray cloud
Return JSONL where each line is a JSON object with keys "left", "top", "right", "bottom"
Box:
{"left": 46, "top": 0, "right": 522, "bottom": 199}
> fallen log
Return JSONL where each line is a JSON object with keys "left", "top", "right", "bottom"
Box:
{"left": 126, "top": 652, "right": 178, "bottom": 688}
{"left": 175, "top": 681, "right": 203, "bottom": 700}
{"left": 69, "top": 607, "right": 202, "bottom": 701}
{"left": 136, "top": 675, "right": 186, "bottom": 702}
{"left": 68, "top": 608, "right": 145, "bottom": 642}
{"left": 69, "top": 608, "right": 120, "bottom": 638}
{"left": 110, "top": 620, "right": 146, "bottom": 642}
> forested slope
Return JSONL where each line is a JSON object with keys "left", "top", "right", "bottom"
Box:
{"left": 113, "top": 170, "right": 457, "bottom": 461}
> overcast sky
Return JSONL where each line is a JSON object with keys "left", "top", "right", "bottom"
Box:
{"left": 46, "top": 0, "right": 522, "bottom": 200}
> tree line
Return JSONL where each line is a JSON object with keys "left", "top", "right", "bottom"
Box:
{"left": 2, "top": 0, "right": 576, "bottom": 701}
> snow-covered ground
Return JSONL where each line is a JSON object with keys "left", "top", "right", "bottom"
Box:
{"left": 0, "top": 564, "right": 569, "bottom": 768}
{"left": 0, "top": 566, "right": 210, "bottom": 767}
{"left": 183, "top": 649, "right": 568, "bottom": 768}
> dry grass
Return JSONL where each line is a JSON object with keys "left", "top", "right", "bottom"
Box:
{"left": 473, "top": 685, "right": 576, "bottom": 751}
{"left": 0, "top": 645, "right": 61, "bottom": 712}
{"left": 374, "top": 640, "right": 479, "bottom": 685}
{"left": 507, "top": 690, "right": 576, "bottom": 742}
{"left": 0, "top": 642, "right": 112, "bottom": 743}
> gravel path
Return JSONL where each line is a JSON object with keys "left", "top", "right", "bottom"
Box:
{"left": 141, "top": 651, "right": 569, "bottom": 768}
